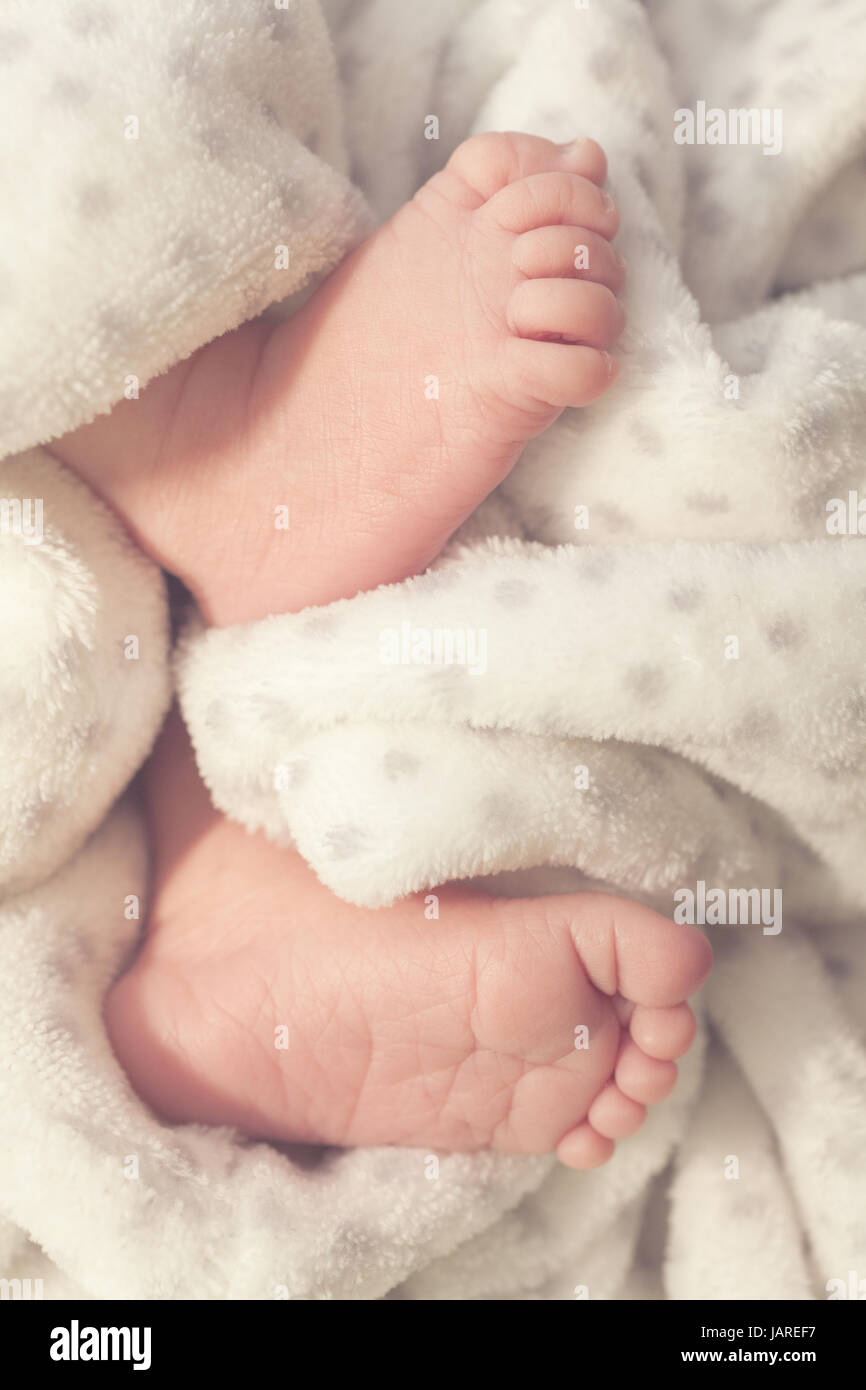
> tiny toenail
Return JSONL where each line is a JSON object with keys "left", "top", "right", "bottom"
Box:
{"left": 601, "top": 189, "right": 617, "bottom": 214}
{"left": 556, "top": 137, "right": 588, "bottom": 165}
{"left": 615, "top": 249, "right": 627, "bottom": 271}
{"left": 601, "top": 350, "right": 618, "bottom": 378}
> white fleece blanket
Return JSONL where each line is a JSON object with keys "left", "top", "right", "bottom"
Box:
{"left": 2, "top": 0, "right": 866, "bottom": 1301}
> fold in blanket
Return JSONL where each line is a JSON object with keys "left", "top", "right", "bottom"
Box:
{"left": 2, "top": 0, "right": 866, "bottom": 1300}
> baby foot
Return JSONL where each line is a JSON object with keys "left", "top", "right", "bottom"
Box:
{"left": 54, "top": 132, "right": 624, "bottom": 625}
{"left": 106, "top": 715, "right": 709, "bottom": 1169}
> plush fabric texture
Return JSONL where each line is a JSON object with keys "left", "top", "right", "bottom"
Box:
{"left": 2, "top": 0, "right": 865, "bottom": 1301}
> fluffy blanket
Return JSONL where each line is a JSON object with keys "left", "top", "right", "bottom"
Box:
{"left": 2, "top": 0, "right": 865, "bottom": 1301}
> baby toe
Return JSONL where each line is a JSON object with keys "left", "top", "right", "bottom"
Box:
{"left": 615, "top": 1038, "right": 678, "bottom": 1105}
{"left": 630, "top": 1002, "right": 698, "bottom": 1061}
{"left": 556, "top": 1121, "right": 616, "bottom": 1170}
{"left": 512, "top": 225, "right": 625, "bottom": 291}
{"left": 507, "top": 278, "right": 625, "bottom": 347}
{"left": 587, "top": 1082, "right": 646, "bottom": 1139}
{"left": 504, "top": 338, "right": 618, "bottom": 408}
{"left": 483, "top": 169, "right": 618, "bottom": 238}
{"left": 443, "top": 132, "right": 607, "bottom": 204}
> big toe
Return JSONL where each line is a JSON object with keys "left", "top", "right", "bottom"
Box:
{"left": 564, "top": 894, "right": 713, "bottom": 1009}
{"left": 444, "top": 130, "right": 608, "bottom": 203}
{"left": 618, "top": 915, "right": 712, "bottom": 1008}
{"left": 630, "top": 1002, "right": 697, "bottom": 1061}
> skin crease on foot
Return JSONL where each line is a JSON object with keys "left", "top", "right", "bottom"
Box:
{"left": 53, "top": 132, "right": 712, "bottom": 1168}
{"left": 106, "top": 708, "right": 710, "bottom": 1169}
{"left": 53, "top": 132, "right": 624, "bottom": 627}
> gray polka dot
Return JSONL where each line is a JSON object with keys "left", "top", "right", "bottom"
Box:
{"left": 78, "top": 181, "right": 115, "bottom": 219}
{"left": 816, "top": 762, "right": 845, "bottom": 783}
{"left": 593, "top": 502, "right": 633, "bottom": 533}
{"left": 825, "top": 955, "right": 850, "bottom": 979}
{"left": 669, "top": 584, "right": 705, "bottom": 612}
{"left": 685, "top": 491, "right": 730, "bottom": 514}
{"left": 205, "top": 700, "right": 230, "bottom": 737}
{"left": 303, "top": 612, "right": 340, "bottom": 639}
{"left": 779, "top": 38, "right": 809, "bottom": 59}
{"left": 493, "top": 579, "right": 533, "bottom": 608}
{"left": 765, "top": 616, "right": 803, "bottom": 651}
{"left": 50, "top": 937, "right": 91, "bottom": 986}
{"left": 729, "top": 82, "right": 758, "bottom": 107}
{"left": 98, "top": 304, "right": 139, "bottom": 345}
{"left": 426, "top": 662, "right": 470, "bottom": 692}
{"left": 272, "top": 9, "right": 300, "bottom": 44}
{"left": 685, "top": 165, "right": 710, "bottom": 197}
{"left": 202, "top": 128, "right": 230, "bottom": 160}
{"left": 588, "top": 48, "right": 622, "bottom": 82}
{"left": 0, "top": 29, "right": 28, "bottom": 62}
{"left": 779, "top": 74, "right": 815, "bottom": 101}
{"left": 241, "top": 279, "right": 267, "bottom": 316}
{"left": 693, "top": 848, "right": 721, "bottom": 884}
{"left": 323, "top": 824, "right": 368, "bottom": 859}
{"left": 624, "top": 662, "right": 668, "bottom": 702}
{"left": 629, "top": 419, "right": 664, "bottom": 456}
{"left": 171, "top": 231, "right": 211, "bottom": 266}
{"left": 794, "top": 477, "right": 839, "bottom": 530}
{"left": 714, "top": 926, "right": 745, "bottom": 954}
{"left": 638, "top": 342, "right": 676, "bottom": 372}
{"left": 50, "top": 75, "right": 90, "bottom": 107}
{"left": 245, "top": 691, "right": 289, "bottom": 724}
{"left": 478, "top": 792, "right": 521, "bottom": 835}
{"left": 842, "top": 689, "right": 866, "bottom": 725}
{"left": 418, "top": 566, "right": 459, "bottom": 594}
{"left": 523, "top": 503, "right": 556, "bottom": 536}
{"left": 16, "top": 797, "right": 48, "bottom": 837}
{"left": 790, "top": 402, "right": 838, "bottom": 455}
{"left": 734, "top": 706, "right": 780, "bottom": 745}
{"left": 695, "top": 201, "right": 729, "bottom": 237}
{"left": 536, "top": 111, "right": 572, "bottom": 144}
{"left": 730, "top": 1192, "right": 772, "bottom": 1222}
{"left": 383, "top": 749, "right": 420, "bottom": 780}
{"left": 578, "top": 551, "right": 616, "bottom": 585}
{"left": 280, "top": 182, "right": 305, "bottom": 213}
{"left": 254, "top": 1192, "right": 296, "bottom": 1230}
{"left": 68, "top": 5, "right": 114, "bottom": 38}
